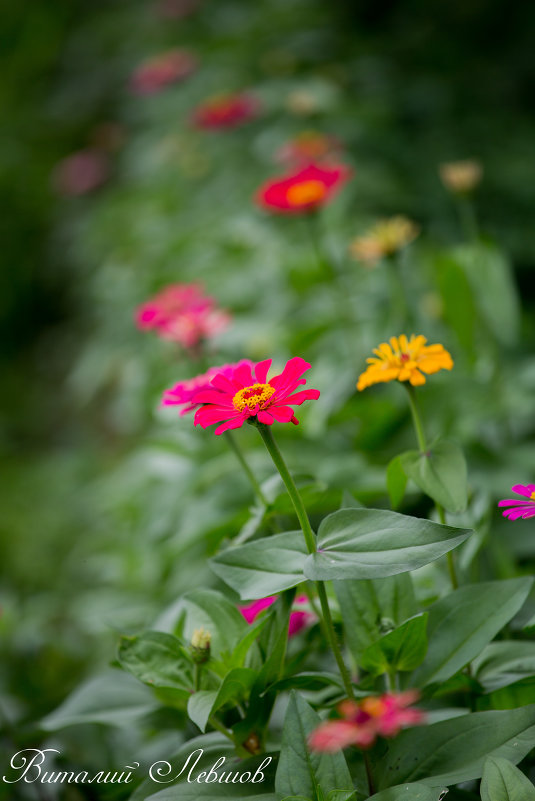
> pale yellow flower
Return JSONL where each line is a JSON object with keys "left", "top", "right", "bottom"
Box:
{"left": 349, "top": 216, "right": 420, "bottom": 266}
{"left": 439, "top": 160, "right": 482, "bottom": 193}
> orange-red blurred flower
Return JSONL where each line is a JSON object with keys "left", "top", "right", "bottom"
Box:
{"left": 52, "top": 149, "right": 110, "bottom": 196}
{"left": 256, "top": 163, "right": 352, "bottom": 214}
{"left": 130, "top": 49, "right": 197, "bottom": 95}
{"left": 276, "top": 131, "right": 341, "bottom": 165}
{"left": 192, "top": 92, "right": 260, "bottom": 129}
{"left": 309, "top": 692, "right": 425, "bottom": 753}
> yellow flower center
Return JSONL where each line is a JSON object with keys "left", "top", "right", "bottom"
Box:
{"left": 233, "top": 383, "right": 275, "bottom": 412}
{"left": 530, "top": 491, "right": 535, "bottom": 501}
{"left": 286, "top": 180, "right": 327, "bottom": 207}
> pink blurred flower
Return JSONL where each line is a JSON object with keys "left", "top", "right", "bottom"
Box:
{"left": 276, "top": 131, "right": 342, "bottom": 166}
{"left": 309, "top": 692, "right": 425, "bottom": 753}
{"left": 162, "top": 361, "right": 254, "bottom": 415}
{"left": 239, "top": 594, "right": 314, "bottom": 637}
{"left": 193, "top": 357, "right": 320, "bottom": 435}
{"left": 192, "top": 92, "right": 260, "bottom": 130}
{"left": 52, "top": 149, "right": 109, "bottom": 196}
{"left": 136, "top": 283, "right": 230, "bottom": 350}
{"left": 498, "top": 484, "right": 535, "bottom": 521}
{"left": 130, "top": 49, "right": 197, "bottom": 95}
{"left": 255, "top": 163, "right": 352, "bottom": 214}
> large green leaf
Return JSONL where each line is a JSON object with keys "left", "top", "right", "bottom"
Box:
{"left": 375, "top": 705, "right": 535, "bottom": 789}
{"left": 360, "top": 614, "right": 428, "bottom": 676}
{"left": 370, "top": 785, "right": 447, "bottom": 800}
{"left": 480, "top": 756, "right": 535, "bottom": 801}
{"left": 211, "top": 531, "right": 308, "bottom": 600}
{"left": 400, "top": 438, "right": 468, "bottom": 513}
{"left": 187, "top": 668, "right": 257, "bottom": 732}
{"left": 334, "top": 575, "right": 417, "bottom": 661}
{"left": 410, "top": 578, "right": 533, "bottom": 687}
{"left": 386, "top": 456, "right": 408, "bottom": 510}
{"left": 275, "top": 692, "right": 354, "bottom": 800}
{"left": 179, "top": 589, "right": 250, "bottom": 658}
{"left": 118, "top": 631, "right": 193, "bottom": 698}
{"left": 41, "top": 670, "right": 158, "bottom": 730}
{"left": 473, "top": 641, "right": 535, "bottom": 693}
{"left": 304, "top": 509, "right": 471, "bottom": 581}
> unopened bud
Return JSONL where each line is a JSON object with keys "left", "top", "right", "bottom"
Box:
{"left": 190, "top": 627, "right": 211, "bottom": 663}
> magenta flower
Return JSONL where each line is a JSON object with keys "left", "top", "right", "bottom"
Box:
{"left": 193, "top": 357, "right": 320, "bottom": 435}
{"left": 135, "top": 283, "right": 230, "bottom": 350}
{"left": 498, "top": 484, "right": 535, "bottom": 520}
{"left": 239, "top": 594, "right": 314, "bottom": 637}
{"left": 130, "top": 49, "right": 197, "bottom": 95}
{"left": 162, "top": 361, "right": 253, "bottom": 415}
{"left": 52, "top": 149, "right": 109, "bottom": 196}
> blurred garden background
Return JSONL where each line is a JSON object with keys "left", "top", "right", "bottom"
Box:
{"left": 2, "top": 0, "right": 535, "bottom": 798}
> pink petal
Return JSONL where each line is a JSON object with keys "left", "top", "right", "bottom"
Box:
{"left": 257, "top": 411, "right": 274, "bottom": 425}
{"left": 498, "top": 499, "right": 534, "bottom": 507}
{"left": 308, "top": 721, "right": 362, "bottom": 753}
{"left": 214, "top": 417, "right": 247, "bottom": 435}
{"left": 254, "top": 359, "right": 272, "bottom": 384}
{"left": 282, "top": 388, "right": 321, "bottom": 406}
{"left": 233, "top": 362, "right": 254, "bottom": 387}
{"left": 512, "top": 484, "right": 535, "bottom": 498}
{"left": 239, "top": 596, "right": 276, "bottom": 623}
{"left": 194, "top": 406, "right": 240, "bottom": 427}
{"left": 270, "top": 357, "right": 311, "bottom": 393}
{"left": 210, "top": 373, "right": 239, "bottom": 394}
{"left": 267, "top": 405, "right": 296, "bottom": 422}
{"left": 192, "top": 389, "right": 234, "bottom": 406}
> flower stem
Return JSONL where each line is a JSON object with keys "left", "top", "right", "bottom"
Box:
{"left": 364, "top": 754, "right": 376, "bottom": 796}
{"left": 255, "top": 423, "right": 355, "bottom": 700}
{"left": 437, "top": 504, "right": 459, "bottom": 589}
{"left": 224, "top": 430, "right": 270, "bottom": 507}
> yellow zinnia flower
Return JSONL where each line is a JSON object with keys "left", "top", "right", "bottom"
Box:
{"left": 349, "top": 216, "right": 420, "bottom": 267}
{"left": 357, "top": 335, "right": 453, "bottom": 391}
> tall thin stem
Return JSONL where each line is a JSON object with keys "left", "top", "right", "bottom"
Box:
{"left": 255, "top": 423, "right": 355, "bottom": 700}
{"left": 224, "top": 430, "right": 270, "bottom": 508}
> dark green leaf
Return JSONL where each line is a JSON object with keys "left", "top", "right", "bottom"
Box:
{"left": 400, "top": 438, "right": 468, "bottom": 513}
{"left": 118, "top": 631, "right": 193, "bottom": 698}
{"left": 370, "top": 785, "right": 447, "bottom": 800}
{"left": 187, "top": 668, "right": 257, "bottom": 732}
{"left": 480, "top": 756, "right": 535, "bottom": 801}
{"left": 473, "top": 641, "right": 535, "bottom": 693}
{"left": 360, "top": 614, "right": 428, "bottom": 676}
{"left": 305, "top": 509, "right": 471, "bottom": 581}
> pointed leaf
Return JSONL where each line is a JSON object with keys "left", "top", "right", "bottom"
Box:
{"left": 360, "top": 614, "right": 428, "bottom": 676}
{"left": 187, "top": 668, "right": 257, "bottom": 732}
{"left": 473, "top": 641, "right": 535, "bottom": 693}
{"left": 480, "top": 756, "right": 535, "bottom": 801}
{"left": 117, "top": 631, "right": 193, "bottom": 698}
{"left": 400, "top": 438, "right": 467, "bottom": 513}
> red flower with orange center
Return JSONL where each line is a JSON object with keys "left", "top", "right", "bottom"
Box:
{"left": 192, "top": 93, "right": 260, "bottom": 129}
{"left": 255, "top": 163, "right": 352, "bottom": 214}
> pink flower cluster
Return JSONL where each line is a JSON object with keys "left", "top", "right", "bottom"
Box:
{"left": 136, "top": 283, "right": 229, "bottom": 350}
{"left": 163, "top": 360, "right": 253, "bottom": 415}
{"left": 52, "top": 149, "right": 110, "bottom": 196}
{"left": 309, "top": 691, "right": 425, "bottom": 752}
{"left": 498, "top": 483, "right": 535, "bottom": 520}
{"left": 239, "top": 595, "right": 314, "bottom": 636}
{"left": 130, "top": 49, "right": 197, "bottom": 95}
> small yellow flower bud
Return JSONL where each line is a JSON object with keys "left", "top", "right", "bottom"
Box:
{"left": 190, "top": 627, "right": 211, "bottom": 663}
{"left": 439, "top": 160, "right": 482, "bottom": 194}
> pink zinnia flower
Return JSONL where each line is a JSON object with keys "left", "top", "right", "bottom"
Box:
{"left": 193, "top": 357, "right": 320, "bottom": 435}
{"left": 162, "top": 361, "right": 253, "bottom": 415}
{"left": 239, "top": 594, "right": 314, "bottom": 637}
{"left": 309, "top": 692, "right": 425, "bottom": 753}
{"left": 498, "top": 484, "right": 535, "bottom": 520}
{"left": 192, "top": 92, "right": 260, "bottom": 130}
{"left": 135, "top": 283, "right": 230, "bottom": 350}
{"left": 130, "top": 49, "right": 197, "bottom": 95}
{"left": 255, "top": 163, "right": 352, "bottom": 214}
{"left": 52, "top": 149, "right": 109, "bottom": 196}
{"left": 276, "top": 131, "right": 342, "bottom": 166}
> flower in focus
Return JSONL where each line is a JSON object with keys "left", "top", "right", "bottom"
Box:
{"left": 130, "top": 49, "right": 197, "bottom": 95}
{"left": 498, "top": 484, "right": 535, "bottom": 521}
{"left": 136, "top": 283, "right": 229, "bottom": 350}
{"left": 276, "top": 131, "right": 341, "bottom": 166}
{"left": 349, "top": 216, "right": 420, "bottom": 267}
{"left": 309, "top": 692, "right": 425, "bottom": 753}
{"left": 239, "top": 594, "right": 314, "bottom": 637}
{"left": 193, "top": 357, "right": 320, "bottom": 435}
{"left": 192, "top": 93, "right": 260, "bottom": 129}
{"left": 357, "top": 335, "right": 453, "bottom": 391}
{"left": 162, "top": 361, "right": 253, "bottom": 415}
{"left": 52, "top": 149, "right": 110, "bottom": 196}
{"left": 256, "top": 163, "right": 352, "bottom": 214}
{"left": 439, "top": 159, "right": 482, "bottom": 194}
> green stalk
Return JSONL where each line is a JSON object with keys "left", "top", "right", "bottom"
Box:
{"left": 224, "top": 430, "right": 270, "bottom": 508}
{"left": 255, "top": 423, "right": 355, "bottom": 700}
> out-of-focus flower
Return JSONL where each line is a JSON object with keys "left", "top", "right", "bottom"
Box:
{"left": 276, "top": 131, "right": 341, "bottom": 165}
{"left": 256, "top": 163, "right": 351, "bottom": 214}
{"left": 193, "top": 357, "right": 320, "bottom": 435}
{"left": 498, "top": 484, "right": 535, "bottom": 520}
{"left": 357, "top": 335, "right": 453, "bottom": 391}
{"left": 136, "top": 283, "right": 229, "bottom": 350}
{"left": 155, "top": 0, "right": 200, "bottom": 19}
{"left": 286, "top": 90, "right": 320, "bottom": 116}
{"left": 192, "top": 93, "right": 260, "bottom": 129}
{"left": 439, "top": 160, "right": 483, "bottom": 194}
{"left": 239, "top": 594, "right": 314, "bottom": 636}
{"left": 90, "top": 122, "right": 126, "bottom": 153}
{"left": 130, "top": 49, "right": 197, "bottom": 95}
{"left": 190, "top": 627, "right": 211, "bottom": 663}
{"left": 349, "top": 216, "right": 420, "bottom": 267}
{"left": 162, "top": 361, "right": 254, "bottom": 415}
{"left": 309, "top": 692, "right": 425, "bottom": 753}
{"left": 52, "top": 149, "right": 110, "bottom": 196}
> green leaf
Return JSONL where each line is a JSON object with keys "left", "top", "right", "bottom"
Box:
{"left": 473, "top": 641, "right": 535, "bottom": 693}
{"left": 399, "top": 438, "right": 468, "bottom": 513}
{"left": 360, "top": 614, "right": 428, "bottom": 676}
{"left": 211, "top": 531, "right": 308, "bottom": 600}
{"left": 370, "top": 785, "right": 447, "bottom": 800}
{"left": 480, "top": 756, "right": 535, "bottom": 801}
{"left": 436, "top": 253, "right": 476, "bottom": 356}
{"left": 411, "top": 577, "right": 534, "bottom": 687}
{"left": 375, "top": 705, "right": 535, "bottom": 789}
{"left": 41, "top": 670, "right": 158, "bottom": 730}
{"left": 179, "top": 589, "right": 249, "bottom": 659}
{"left": 335, "top": 574, "right": 417, "bottom": 661}
{"left": 262, "top": 672, "right": 344, "bottom": 696}
{"left": 187, "top": 668, "right": 257, "bottom": 732}
{"left": 275, "top": 692, "right": 353, "bottom": 800}
{"left": 305, "top": 509, "right": 471, "bottom": 581}
{"left": 451, "top": 242, "right": 520, "bottom": 345}
{"left": 117, "top": 631, "right": 193, "bottom": 698}
{"left": 386, "top": 456, "right": 408, "bottom": 510}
